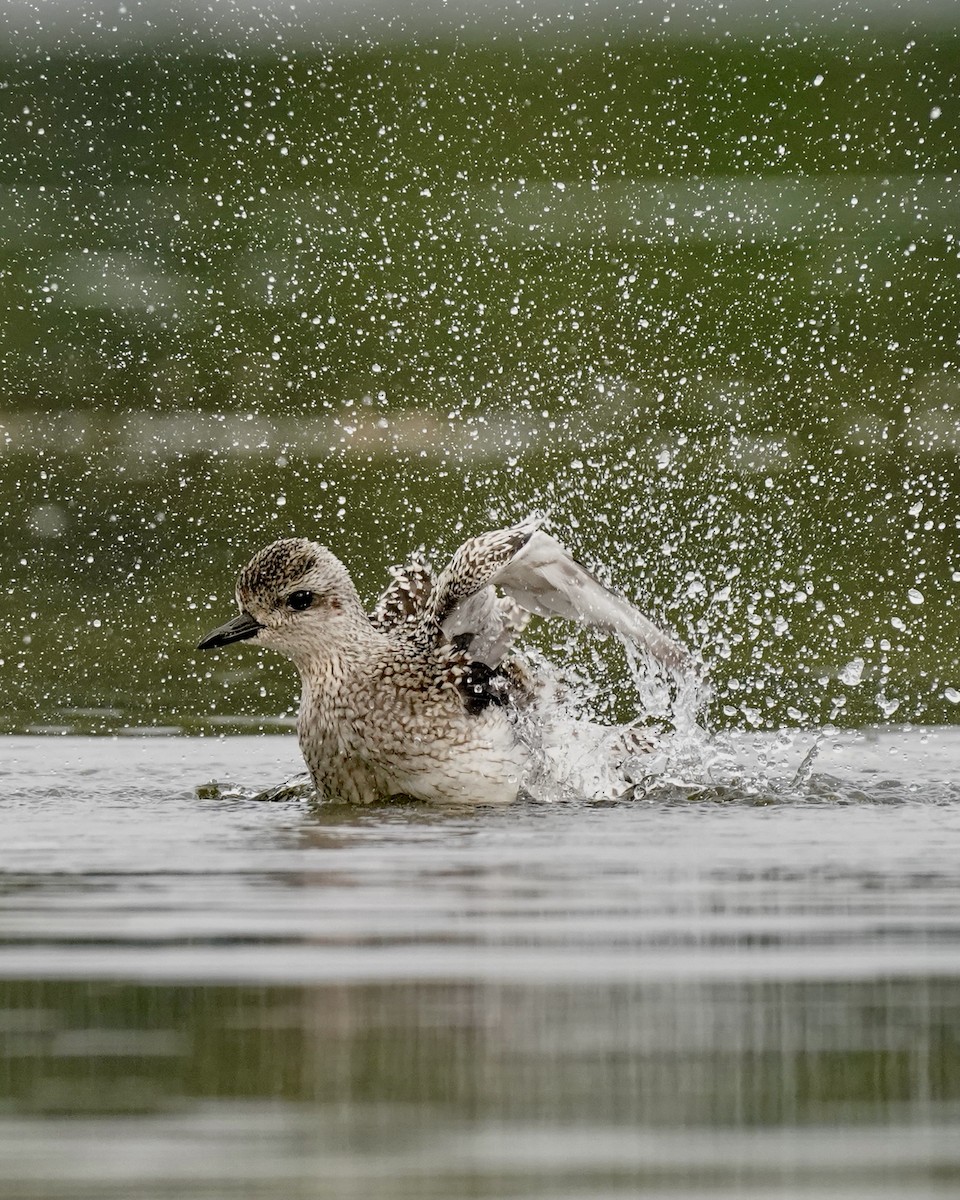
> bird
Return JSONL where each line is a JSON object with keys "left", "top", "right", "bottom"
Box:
{"left": 196, "top": 520, "right": 691, "bottom": 805}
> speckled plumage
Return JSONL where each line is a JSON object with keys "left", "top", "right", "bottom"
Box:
{"left": 198, "top": 520, "right": 690, "bottom": 804}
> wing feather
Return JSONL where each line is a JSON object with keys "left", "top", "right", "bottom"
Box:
{"left": 427, "top": 522, "right": 690, "bottom": 673}
{"left": 370, "top": 557, "right": 435, "bottom": 633}
{"left": 492, "top": 531, "right": 690, "bottom": 672}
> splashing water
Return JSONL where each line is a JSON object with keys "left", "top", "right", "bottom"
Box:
{"left": 501, "top": 633, "right": 710, "bottom": 803}
{"left": 499, "top": 626, "right": 927, "bottom": 808}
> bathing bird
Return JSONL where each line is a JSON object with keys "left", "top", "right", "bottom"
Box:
{"left": 197, "top": 520, "right": 689, "bottom": 804}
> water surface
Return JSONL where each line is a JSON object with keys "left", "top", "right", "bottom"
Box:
{"left": 2, "top": 729, "right": 959, "bottom": 1198}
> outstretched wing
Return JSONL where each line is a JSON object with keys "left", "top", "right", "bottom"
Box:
{"left": 426, "top": 522, "right": 536, "bottom": 665}
{"left": 428, "top": 522, "right": 536, "bottom": 621}
{"left": 429, "top": 521, "right": 690, "bottom": 672}
{"left": 492, "top": 530, "right": 690, "bottom": 671}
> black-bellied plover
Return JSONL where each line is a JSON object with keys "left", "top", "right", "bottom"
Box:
{"left": 197, "top": 520, "right": 690, "bottom": 804}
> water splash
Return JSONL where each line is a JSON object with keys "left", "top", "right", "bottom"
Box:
{"left": 502, "top": 624, "right": 944, "bottom": 807}
{"left": 509, "top": 637, "right": 715, "bottom": 802}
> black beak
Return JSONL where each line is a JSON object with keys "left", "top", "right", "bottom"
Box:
{"left": 197, "top": 610, "right": 264, "bottom": 651}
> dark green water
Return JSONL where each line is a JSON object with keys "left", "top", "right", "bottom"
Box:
{"left": 1, "top": 32, "right": 958, "bottom": 733}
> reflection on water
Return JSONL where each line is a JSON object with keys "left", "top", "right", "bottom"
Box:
{"left": 2, "top": 977, "right": 959, "bottom": 1199}
{"left": 1, "top": 732, "right": 960, "bottom": 1197}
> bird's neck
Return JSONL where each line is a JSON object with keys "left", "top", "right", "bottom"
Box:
{"left": 294, "top": 618, "right": 385, "bottom": 779}
{"left": 286, "top": 610, "right": 383, "bottom": 677}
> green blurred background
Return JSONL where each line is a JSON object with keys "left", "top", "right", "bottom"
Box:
{"left": 1, "top": 14, "right": 958, "bottom": 733}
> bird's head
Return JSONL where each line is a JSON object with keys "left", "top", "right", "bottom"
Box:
{"left": 197, "top": 538, "right": 365, "bottom": 664}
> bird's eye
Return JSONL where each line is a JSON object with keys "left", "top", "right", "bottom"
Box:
{"left": 286, "top": 590, "right": 315, "bottom": 611}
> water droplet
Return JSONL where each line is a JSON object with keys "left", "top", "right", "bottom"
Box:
{"left": 838, "top": 658, "right": 864, "bottom": 686}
